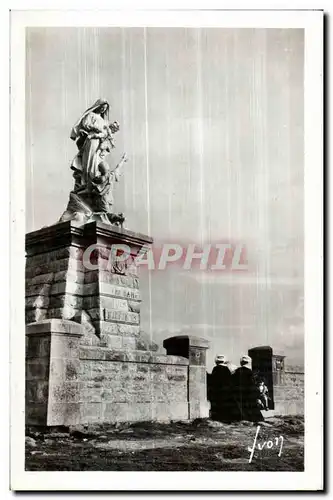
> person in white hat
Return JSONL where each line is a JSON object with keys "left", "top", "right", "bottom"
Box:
{"left": 232, "top": 354, "right": 264, "bottom": 422}
{"left": 215, "top": 354, "right": 227, "bottom": 365}
{"left": 240, "top": 355, "right": 252, "bottom": 367}
{"left": 209, "top": 354, "right": 240, "bottom": 422}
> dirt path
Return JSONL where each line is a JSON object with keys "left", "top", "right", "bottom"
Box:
{"left": 25, "top": 416, "right": 304, "bottom": 471}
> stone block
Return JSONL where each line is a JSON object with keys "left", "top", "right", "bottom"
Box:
{"left": 47, "top": 402, "right": 81, "bottom": 426}
{"left": 99, "top": 400, "right": 189, "bottom": 423}
{"left": 128, "top": 301, "right": 141, "bottom": 313}
{"left": 104, "top": 310, "right": 139, "bottom": 324}
{"left": 78, "top": 361, "right": 92, "bottom": 380}
{"left": 80, "top": 311, "right": 97, "bottom": 335}
{"left": 188, "top": 366, "right": 207, "bottom": 401}
{"left": 25, "top": 403, "right": 48, "bottom": 426}
{"left": 83, "top": 295, "right": 129, "bottom": 312}
{"left": 127, "top": 351, "right": 151, "bottom": 363}
{"left": 54, "top": 269, "right": 85, "bottom": 284}
{"left": 101, "top": 283, "right": 141, "bottom": 301}
{"left": 25, "top": 295, "right": 51, "bottom": 310}
{"left": 188, "top": 400, "right": 210, "bottom": 420}
{"left": 25, "top": 380, "right": 49, "bottom": 404}
{"left": 102, "top": 335, "right": 123, "bottom": 350}
{"left": 80, "top": 402, "right": 103, "bottom": 423}
{"left": 131, "top": 392, "right": 153, "bottom": 404}
{"left": 80, "top": 386, "right": 103, "bottom": 403}
{"left": 125, "top": 261, "right": 138, "bottom": 277}
{"left": 26, "top": 247, "right": 83, "bottom": 266}
{"left": 50, "top": 334, "right": 81, "bottom": 359}
{"left": 50, "top": 381, "right": 81, "bottom": 403}
{"left": 122, "top": 337, "right": 137, "bottom": 350}
{"left": 50, "top": 281, "right": 85, "bottom": 296}
{"left": 137, "top": 364, "right": 149, "bottom": 374}
{"left": 25, "top": 308, "right": 48, "bottom": 324}
{"left": 100, "top": 388, "right": 117, "bottom": 403}
{"left": 88, "top": 361, "right": 104, "bottom": 376}
{"left": 64, "top": 359, "right": 81, "bottom": 380}
{"left": 163, "top": 402, "right": 189, "bottom": 421}
{"left": 152, "top": 402, "right": 177, "bottom": 421}
{"left": 26, "top": 335, "right": 51, "bottom": 359}
{"left": 26, "top": 257, "right": 85, "bottom": 279}
{"left": 94, "top": 321, "right": 118, "bottom": 335}
{"left": 25, "top": 381, "right": 37, "bottom": 403}
{"left": 117, "top": 324, "right": 140, "bottom": 337}
{"left": 49, "top": 294, "right": 83, "bottom": 309}
{"left": 49, "top": 357, "right": 80, "bottom": 382}
{"left": 81, "top": 282, "right": 98, "bottom": 295}
{"left": 102, "top": 402, "right": 153, "bottom": 422}
{"left": 27, "top": 272, "right": 54, "bottom": 286}
{"left": 83, "top": 282, "right": 141, "bottom": 302}
{"left": 84, "top": 270, "right": 140, "bottom": 289}
{"left": 79, "top": 334, "right": 94, "bottom": 347}
{"left": 26, "top": 360, "right": 50, "bottom": 381}
{"left": 85, "top": 307, "right": 103, "bottom": 321}
{"left": 47, "top": 306, "right": 80, "bottom": 321}
{"left": 38, "top": 337, "right": 51, "bottom": 357}
{"left": 79, "top": 346, "right": 106, "bottom": 361}
{"left": 25, "top": 283, "right": 51, "bottom": 297}
{"left": 26, "top": 319, "right": 83, "bottom": 336}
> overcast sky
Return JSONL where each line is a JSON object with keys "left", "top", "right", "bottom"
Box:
{"left": 26, "top": 27, "right": 304, "bottom": 369}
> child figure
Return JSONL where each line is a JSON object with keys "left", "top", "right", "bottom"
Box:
{"left": 90, "top": 140, "right": 127, "bottom": 213}
{"left": 257, "top": 380, "right": 269, "bottom": 410}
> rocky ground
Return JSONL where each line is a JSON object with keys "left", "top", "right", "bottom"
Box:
{"left": 25, "top": 415, "right": 304, "bottom": 471}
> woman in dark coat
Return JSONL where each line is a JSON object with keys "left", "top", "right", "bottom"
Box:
{"left": 232, "top": 355, "right": 264, "bottom": 422}
{"left": 210, "top": 355, "right": 241, "bottom": 423}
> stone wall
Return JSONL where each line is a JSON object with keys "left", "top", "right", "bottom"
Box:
{"left": 26, "top": 320, "right": 210, "bottom": 426}
{"left": 77, "top": 348, "right": 189, "bottom": 424}
{"left": 274, "top": 366, "right": 304, "bottom": 415}
{"left": 25, "top": 221, "right": 209, "bottom": 426}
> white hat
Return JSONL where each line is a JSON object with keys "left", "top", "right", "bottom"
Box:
{"left": 215, "top": 354, "right": 227, "bottom": 364}
{"left": 240, "top": 355, "right": 252, "bottom": 365}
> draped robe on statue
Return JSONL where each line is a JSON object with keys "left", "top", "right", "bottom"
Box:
{"left": 70, "top": 99, "right": 113, "bottom": 191}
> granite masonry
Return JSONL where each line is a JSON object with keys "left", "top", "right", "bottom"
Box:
{"left": 248, "top": 346, "right": 304, "bottom": 416}
{"left": 25, "top": 221, "right": 210, "bottom": 426}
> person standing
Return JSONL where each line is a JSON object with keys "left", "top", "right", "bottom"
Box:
{"left": 232, "top": 355, "right": 264, "bottom": 422}
{"left": 210, "top": 355, "right": 240, "bottom": 422}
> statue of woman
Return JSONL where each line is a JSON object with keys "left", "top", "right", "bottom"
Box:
{"left": 70, "top": 98, "right": 120, "bottom": 190}
{"left": 59, "top": 99, "right": 127, "bottom": 225}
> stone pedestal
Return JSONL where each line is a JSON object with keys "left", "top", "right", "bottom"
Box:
{"left": 163, "top": 335, "right": 210, "bottom": 419}
{"left": 25, "top": 222, "right": 210, "bottom": 425}
{"left": 25, "top": 221, "right": 153, "bottom": 350}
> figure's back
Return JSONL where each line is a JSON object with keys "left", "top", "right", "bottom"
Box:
{"left": 212, "top": 364, "right": 232, "bottom": 388}
{"left": 233, "top": 366, "right": 253, "bottom": 392}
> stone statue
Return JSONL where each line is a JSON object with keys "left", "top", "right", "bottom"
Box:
{"left": 60, "top": 98, "right": 128, "bottom": 226}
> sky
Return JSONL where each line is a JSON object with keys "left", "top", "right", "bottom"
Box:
{"left": 26, "top": 27, "right": 304, "bottom": 370}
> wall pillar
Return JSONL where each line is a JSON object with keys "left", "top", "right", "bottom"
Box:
{"left": 163, "top": 335, "right": 210, "bottom": 419}
{"left": 248, "top": 345, "right": 275, "bottom": 410}
{"left": 26, "top": 319, "right": 83, "bottom": 426}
